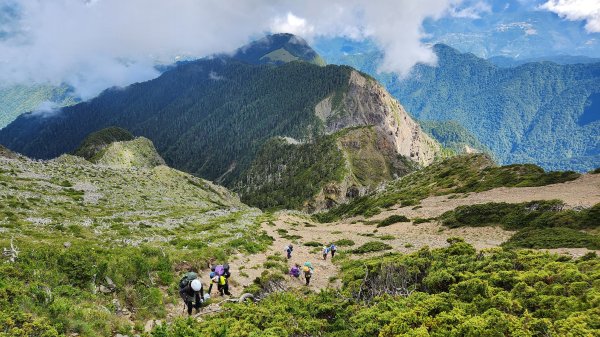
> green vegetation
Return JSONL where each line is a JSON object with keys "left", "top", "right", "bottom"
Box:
{"left": 335, "top": 126, "right": 418, "bottom": 188}
{"left": 352, "top": 241, "right": 392, "bottom": 254}
{"left": 239, "top": 126, "right": 419, "bottom": 210}
{"left": 234, "top": 33, "right": 325, "bottom": 66}
{"left": 153, "top": 239, "right": 600, "bottom": 336}
{"left": 504, "top": 227, "right": 600, "bottom": 250}
{"left": 376, "top": 214, "right": 410, "bottom": 228}
{"left": 92, "top": 137, "right": 166, "bottom": 169}
{"left": 0, "top": 150, "right": 270, "bottom": 336}
{"left": 325, "top": 42, "right": 600, "bottom": 172}
{"left": 0, "top": 83, "right": 79, "bottom": 128}
{"left": 439, "top": 200, "right": 600, "bottom": 250}
{"left": 440, "top": 200, "right": 599, "bottom": 230}
{"left": 316, "top": 154, "right": 580, "bottom": 222}
{"left": 0, "top": 59, "right": 353, "bottom": 189}
{"left": 73, "top": 126, "right": 134, "bottom": 160}
{"left": 333, "top": 239, "right": 355, "bottom": 247}
{"left": 238, "top": 136, "right": 345, "bottom": 210}
{"left": 419, "top": 120, "right": 490, "bottom": 155}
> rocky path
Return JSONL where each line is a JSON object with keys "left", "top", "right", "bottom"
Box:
{"left": 166, "top": 174, "right": 599, "bottom": 320}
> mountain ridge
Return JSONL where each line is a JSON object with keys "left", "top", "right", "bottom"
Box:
{"left": 0, "top": 35, "right": 443, "bottom": 210}
{"left": 315, "top": 40, "right": 600, "bottom": 172}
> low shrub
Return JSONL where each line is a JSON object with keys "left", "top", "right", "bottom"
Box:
{"left": 376, "top": 214, "right": 410, "bottom": 228}
{"left": 334, "top": 239, "right": 355, "bottom": 247}
{"left": 503, "top": 227, "right": 600, "bottom": 250}
{"left": 352, "top": 241, "right": 392, "bottom": 254}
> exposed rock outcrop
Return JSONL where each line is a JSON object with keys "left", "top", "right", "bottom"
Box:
{"left": 315, "top": 70, "right": 442, "bottom": 166}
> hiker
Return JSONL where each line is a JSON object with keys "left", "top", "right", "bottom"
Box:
{"left": 217, "top": 264, "right": 232, "bottom": 296}
{"left": 322, "top": 246, "right": 330, "bottom": 260}
{"left": 178, "top": 272, "right": 204, "bottom": 315}
{"left": 289, "top": 263, "right": 301, "bottom": 278}
{"left": 208, "top": 266, "right": 218, "bottom": 295}
{"left": 329, "top": 243, "right": 337, "bottom": 258}
{"left": 303, "top": 262, "right": 314, "bottom": 286}
{"left": 285, "top": 244, "right": 294, "bottom": 259}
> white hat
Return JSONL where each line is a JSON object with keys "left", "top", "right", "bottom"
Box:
{"left": 191, "top": 279, "right": 202, "bottom": 291}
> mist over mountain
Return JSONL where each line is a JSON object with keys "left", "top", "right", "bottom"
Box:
{"left": 0, "top": 35, "right": 442, "bottom": 211}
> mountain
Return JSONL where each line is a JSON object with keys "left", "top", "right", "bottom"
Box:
{"left": 0, "top": 35, "right": 443, "bottom": 210}
{"left": 234, "top": 33, "right": 326, "bottom": 66}
{"left": 488, "top": 55, "right": 600, "bottom": 68}
{"left": 91, "top": 137, "right": 166, "bottom": 169}
{"left": 419, "top": 120, "right": 490, "bottom": 155}
{"left": 0, "top": 83, "right": 79, "bottom": 129}
{"left": 73, "top": 126, "right": 134, "bottom": 160}
{"left": 2, "top": 134, "right": 597, "bottom": 337}
{"left": 314, "top": 41, "right": 600, "bottom": 172}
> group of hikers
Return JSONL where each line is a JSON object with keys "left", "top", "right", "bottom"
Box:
{"left": 179, "top": 243, "right": 339, "bottom": 315}
{"left": 285, "top": 243, "right": 337, "bottom": 286}
{"left": 178, "top": 264, "right": 231, "bottom": 315}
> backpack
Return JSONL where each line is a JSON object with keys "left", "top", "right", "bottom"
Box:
{"left": 302, "top": 266, "right": 312, "bottom": 276}
{"left": 179, "top": 272, "right": 198, "bottom": 289}
{"left": 290, "top": 266, "right": 300, "bottom": 277}
{"left": 215, "top": 265, "right": 225, "bottom": 276}
{"left": 330, "top": 244, "right": 337, "bottom": 251}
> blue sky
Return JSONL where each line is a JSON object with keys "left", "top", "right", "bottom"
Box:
{"left": 423, "top": 0, "right": 600, "bottom": 58}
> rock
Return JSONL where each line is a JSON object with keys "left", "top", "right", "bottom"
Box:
{"left": 115, "top": 334, "right": 129, "bottom": 337}
{"left": 63, "top": 242, "right": 71, "bottom": 248}
{"left": 111, "top": 298, "right": 121, "bottom": 312}
{"left": 99, "top": 285, "right": 113, "bottom": 294}
{"left": 144, "top": 320, "right": 154, "bottom": 333}
{"left": 105, "top": 276, "right": 116, "bottom": 290}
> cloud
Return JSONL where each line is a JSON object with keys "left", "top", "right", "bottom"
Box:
{"left": 0, "top": 0, "right": 460, "bottom": 98}
{"left": 271, "top": 12, "right": 315, "bottom": 37}
{"left": 540, "top": 0, "right": 600, "bottom": 33}
{"left": 28, "top": 100, "right": 62, "bottom": 118}
{"left": 448, "top": 1, "right": 492, "bottom": 19}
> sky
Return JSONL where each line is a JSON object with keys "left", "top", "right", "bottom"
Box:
{"left": 0, "top": 0, "right": 599, "bottom": 99}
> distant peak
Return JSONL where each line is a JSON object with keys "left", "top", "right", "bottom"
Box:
{"left": 234, "top": 33, "right": 325, "bottom": 66}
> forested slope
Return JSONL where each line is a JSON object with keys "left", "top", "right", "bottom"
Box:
{"left": 316, "top": 41, "right": 600, "bottom": 171}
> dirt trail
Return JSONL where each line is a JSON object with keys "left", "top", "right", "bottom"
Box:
{"left": 165, "top": 175, "right": 599, "bottom": 320}
{"left": 229, "top": 175, "right": 600, "bottom": 295}
{"left": 229, "top": 214, "right": 342, "bottom": 294}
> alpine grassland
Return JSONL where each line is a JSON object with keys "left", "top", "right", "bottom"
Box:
{"left": 315, "top": 154, "right": 580, "bottom": 222}
{"left": 0, "top": 152, "right": 272, "bottom": 336}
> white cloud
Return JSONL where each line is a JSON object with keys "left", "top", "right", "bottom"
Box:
{"left": 448, "top": 1, "right": 492, "bottom": 19}
{"left": 0, "top": 0, "right": 460, "bottom": 97}
{"left": 271, "top": 12, "right": 315, "bottom": 37}
{"left": 540, "top": 0, "right": 600, "bottom": 33}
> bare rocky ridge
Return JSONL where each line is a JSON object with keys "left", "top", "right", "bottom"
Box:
{"left": 308, "top": 71, "right": 444, "bottom": 210}
{"left": 315, "top": 70, "right": 442, "bottom": 166}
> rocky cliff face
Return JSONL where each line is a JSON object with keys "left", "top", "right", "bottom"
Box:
{"left": 315, "top": 70, "right": 442, "bottom": 166}
{"left": 240, "top": 70, "right": 445, "bottom": 212}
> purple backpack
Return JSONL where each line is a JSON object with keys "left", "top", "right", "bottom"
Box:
{"left": 215, "top": 265, "right": 225, "bottom": 276}
{"left": 290, "top": 266, "right": 300, "bottom": 277}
